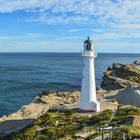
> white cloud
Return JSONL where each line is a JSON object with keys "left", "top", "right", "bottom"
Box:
{"left": 0, "top": 33, "right": 45, "bottom": 40}
{"left": 22, "top": 33, "right": 44, "bottom": 38}
{"left": 68, "top": 28, "right": 104, "bottom": 33}
{"left": 37, "top": 13, "right": 89, "bottom": 24}
{"left": 55, "top": 36, "right": 85, "bottom": 41}
{"left": 0, "top": 39, "right": 81, "bottom": 52}
{"left": 0, "top": 0, "right": 140, "bottom": 53}
{"left": 96, "top": 41, "right": 140, "bottom": 53}
{"left": 93, "top": 31, "right": 140, "bottom": 40}
{"left": 0, "top": 0, "right": 140, "bottom": 25}
{"left": 68, "top": 28, "right": 86, "bottom": 33}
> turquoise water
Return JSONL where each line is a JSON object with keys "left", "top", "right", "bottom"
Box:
{"left": 0, "top": 53, "right": 139, "bottom": 116}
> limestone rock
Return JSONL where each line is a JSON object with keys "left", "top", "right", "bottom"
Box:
{"left": 114, "top": 87, "right": 140, "bottom": 108}
{"left": 101, "top": 70, "right": 125, "bottom": 90}
{"left": 101, "top": 63, "right": 140, "bottom": 90}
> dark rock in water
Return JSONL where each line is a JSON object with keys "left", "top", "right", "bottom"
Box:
{"left": 134, "top": 60, "right": 140, "bottom": 65}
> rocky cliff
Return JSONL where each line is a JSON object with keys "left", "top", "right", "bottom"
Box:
{"left": 101, "top": 63, "right": 140, "bottom": 109}
{"left": 101, "top": 63, "right": 140, "bottom": 90}
{"left": 0, "top": 90, "right": 118, "bottom": 136}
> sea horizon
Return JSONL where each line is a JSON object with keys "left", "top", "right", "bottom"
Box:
{"left": 0, "top": 52, "right": 139, "bottom": 54}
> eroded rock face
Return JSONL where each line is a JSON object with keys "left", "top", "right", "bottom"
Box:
{"left": 115, "top": 87, "right": 140, "bottom": 108}
{"left": 101, "top": 63, "right": 140, "bottom": 90}
{"left": 101, "top": 72, "right": 124, "bottom": 90}
{"left": 0, "top": 91, "right": 80, "bottom": 135}
{"left": 0, "top": 89, "right": 119, "bottom": 136}
{"left": 112, "top": 63, "right": 140, "bottom": 82}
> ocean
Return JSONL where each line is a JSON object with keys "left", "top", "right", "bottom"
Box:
{"left": 0, "top": 53, "right": 139, "bottom": 116}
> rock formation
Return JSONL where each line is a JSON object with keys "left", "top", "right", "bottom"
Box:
{"left": 102, "top": 63, "right": 140, "bottom": 109}
{"left": 0, "top": 90, "right": 118, "bottom": 136}
{"left": 134, "top": 60, "right": 140, "bottom": 65}
{"left": 101, "top": 63, "right": 140, "bottom": 90}
{"left": 115, "top": 87, "right": 140, "bottom": 107}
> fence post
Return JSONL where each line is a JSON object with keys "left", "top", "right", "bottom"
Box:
{"left": 123, "top": 133, "right": 125, "bottom": 140}
{"left": 102, "top": 129, "right": 104, "bottom": 140}
{"left": 109, "top": 130, "right": 112, "bottom": 140}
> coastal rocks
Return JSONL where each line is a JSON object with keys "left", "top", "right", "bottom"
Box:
{"left": 101, "top": 63, "right": 140, "bottom": 90}
{"left": 0, "top": 103, "right": 50, "bottom": 135}
{"left": 0, "top": 90, "right": 119, "bottom": 136}
{"left": 114, "top": 87, "right": 140, "bottom": 108}
{"left": 0, "top": 91, "right": 80, "bottom": 135}
{"left": 134, "top": 60, "right": 140, "bottom": 65}
{"left": 112, "top": 63, "right": 140, "bottom": 82}
{"left": 101, "top": 73, "right": 125, "bottom": 90}
{"left": 131, "top": 115, "right": 140, "bottom": 127}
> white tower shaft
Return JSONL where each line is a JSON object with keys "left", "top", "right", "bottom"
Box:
{"left": 80, "top": 40, "right": 100, "bottom": 112}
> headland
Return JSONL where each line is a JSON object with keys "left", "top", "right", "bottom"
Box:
{"left": 0, "top": 62, "right": 140, "bottom": 139}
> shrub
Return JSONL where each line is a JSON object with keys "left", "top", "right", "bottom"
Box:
{"left": 64, "top": 110, "right": 75, "bottom": 116}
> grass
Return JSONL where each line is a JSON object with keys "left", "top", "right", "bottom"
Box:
{"left": 109, "top": 106, "right": 140, "bottom": 139}
{"left": 2, "top": 111, "right": 86, "bottom": 140}
{"left": 110, "top": 106, "right": 140, "bottom": 126}
{"left": 1, "top": 107, "right": 140, "bottom": 140}
{"left": 86, "top": 109, "right": 113, "bottom": 126}
{"left": 119, "top": 126, "right": 140, "bottom": 139}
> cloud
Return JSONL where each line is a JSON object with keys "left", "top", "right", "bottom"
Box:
{"left": 0, "top": 0, "right": 140, "bottom": 25}
{"left": 96, "top": 41, "right": 140, "bottom": 53}
{"left": 0, "top": 33, "right": 45, "bottom": 40}
{"left": 0, "top": 0, "right": 140, "bottom": 53}
{"left": 0, "top": 39, "right": 81, "bottom": 52}
{"left": 93, "top": 31, "right": 140, "bottom": 40}
{"left": 22, "top": 33, "right": 44, "bottom": 39}
{"left": 36, "top": 13, "right": 89, "bottom": 24}
{"left": 68, "top": 28, "right": 104, "bottom": 33}
{"left": 55, "top": 36, "right": 85, "bottom": 41}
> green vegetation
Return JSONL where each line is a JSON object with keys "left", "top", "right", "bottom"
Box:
{"left": 2, "top": 111, "right": 86, "bottom": 140}
{"left": 86, "top": 109, "right": 113, "bottom": 126}
{"left": 1, "top": 107, "right": 140, "bottom": 140}
{"left": 109, "top": 106, "right": 140, "bottom": 139}
{"left": 86, "top": 132, "right": 101, "bottom": 140}
{"left": 111, "top": 106, "right": 140, "bottom": 126}
{"left": 64, "top": 110, "right": 75, "bottom": 116}
{"left": 119, "top": 126, "right": 140, "bottom": 139}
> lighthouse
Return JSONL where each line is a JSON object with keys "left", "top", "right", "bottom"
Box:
{"left": 80, "top": 37, "right": 100, "bottom": 112}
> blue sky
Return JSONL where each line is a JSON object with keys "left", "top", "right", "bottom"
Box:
{"left": 0, "top": 0, "right": 140, "bottom": 53}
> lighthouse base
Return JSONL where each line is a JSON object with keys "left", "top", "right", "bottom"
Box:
{"left": 80, "top": 100, "right": 100, "bottom": 112}
{"left": 80, "top": 109, "right": 96, "bottom": 113}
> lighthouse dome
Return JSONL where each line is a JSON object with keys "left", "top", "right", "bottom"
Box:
{"left": 84, "top": 37, "right": 93, "bottom": 51}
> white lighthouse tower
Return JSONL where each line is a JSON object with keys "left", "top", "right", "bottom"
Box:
{"left": 80, "top": 37, "right": 100, "bottom": 112}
